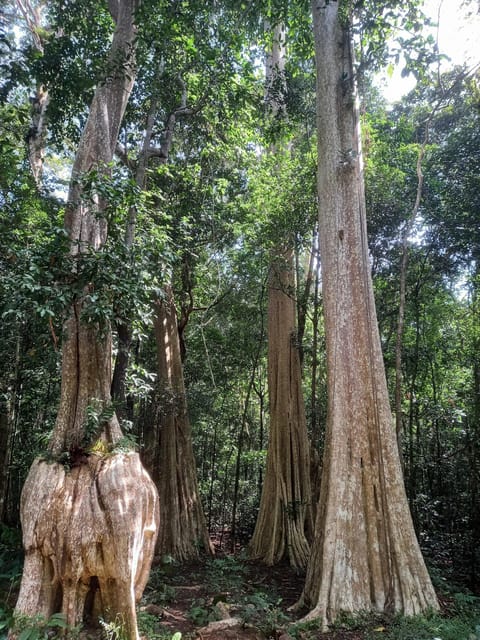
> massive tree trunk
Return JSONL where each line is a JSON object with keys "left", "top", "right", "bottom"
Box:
{"left": 301, "top": 1, "right": 438, "bottom": 626}
{"left": 144, "top": 285, "right": 213, "bottom": 560}
{"left": 249, "top": 23, "right": 312, "bottom": 571}
{"left": 11, "top": 2, "right": 159, "bottom": 638}
{"left": 249, "top": 246, "right": 313, "bottom": 570}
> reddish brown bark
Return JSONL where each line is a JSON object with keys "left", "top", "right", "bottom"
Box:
{"left": 249, "top": 247, "right": 313, "bottom": 570}
{"left": 144, "top": 285, "right": 213, "bottom": 561}
{"left": 300, "top": 1, "right": 438, "bottom": 627}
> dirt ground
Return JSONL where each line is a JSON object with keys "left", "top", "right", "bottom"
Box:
{"left": 139, "top": 550, "right": 377, "bottom": 640}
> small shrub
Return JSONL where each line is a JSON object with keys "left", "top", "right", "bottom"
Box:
{"left": 239, "top": 591, "right": 289, "bottom": 636}
{"left": 364, "top": 610, "right": 480, "bottom": 640}
{"left": 186, "top": 599, "right": 215, "bottom": 626}
{"left": 288, "top": 617, "right": 323, "bottom": 639}
{"left": 137, "top": 611, "right": 182, "bottom": 640}
{"left": 204, "top": 555, "right": 247, "bottom": 594}
{"left": 99, "top": 614, "right": 128, "bottom": 640}
{"left": 11, "top": 612, "right": 78, "bottom": 640}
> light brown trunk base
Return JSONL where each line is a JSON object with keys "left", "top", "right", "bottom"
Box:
{"left": 11, "top": 453, "right": 159, "bottom": 640}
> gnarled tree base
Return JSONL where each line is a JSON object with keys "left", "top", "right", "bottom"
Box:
{"left": 12, "top": 453, "right": 159, "bottom": 640}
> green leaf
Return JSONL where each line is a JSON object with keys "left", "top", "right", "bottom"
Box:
{"left": 18, "top": 628, "right": 36, "bottom": 640}
{"left": 47, "top": 613, "right": 68, "bottom": 628}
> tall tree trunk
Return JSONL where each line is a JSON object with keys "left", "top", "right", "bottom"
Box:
{"left": 249, "top": 246, "right": 313, "bottom": 570}
{"left": 144, "top": 285, "right": 213, "bottom": 560}
{"left": 249, "top": 23, "right": 312, "bottom": 571}
{"left": 301, "top": 2, "right": 438, "bottom": 626}
{"left": 11, "top": 3, "right": 159, "bottom": 639}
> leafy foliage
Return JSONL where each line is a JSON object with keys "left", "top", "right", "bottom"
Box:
{"left": 10, "top": 613, "right": 77, "bottom": 640}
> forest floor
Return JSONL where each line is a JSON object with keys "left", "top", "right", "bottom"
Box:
{"left": 139, "top": 550, "right": 365, "bottom": 640}
{"left": 2, "top": 531, "right": 480, "bottom": 640}
{"left": 136, "top": 537, "right": 480, "bottom": 640}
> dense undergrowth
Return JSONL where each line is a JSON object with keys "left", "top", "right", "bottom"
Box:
{"left": 1, "top": 524, "right": 480, "bottom": 640}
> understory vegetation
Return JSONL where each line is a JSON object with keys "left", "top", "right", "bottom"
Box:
{"left": 1, "top": 534, "right": 480, "bottom": 640}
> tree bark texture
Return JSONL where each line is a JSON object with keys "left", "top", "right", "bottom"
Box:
{"left": 50, "top": 0, "right": 140, "bottom": 455}
{"left": 14, "top": 454, "right": 158, "bottom": 639}
{"left": 249, "top": 247, "right": 313, "bottom": 570}
{"left": 303, "top": 1, "right": 438, "bottom": 626}
{"left": 144, "top": 285, "right": 213, "bottom": 561}
{"left": 12, "top": 2, "right": 160, "bottom": 638}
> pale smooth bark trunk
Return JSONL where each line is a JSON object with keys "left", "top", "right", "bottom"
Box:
{"left": 144, "top": 285, "right": 213, "bottom": 560}
{"left": 50, "top": 0, "right": 138, "bottom": 452}
{"left": 301, "top": 1, "right": 438, "bottom": 626}
{"left": 12, "top": 3, "right": 159, "bottom": 638}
